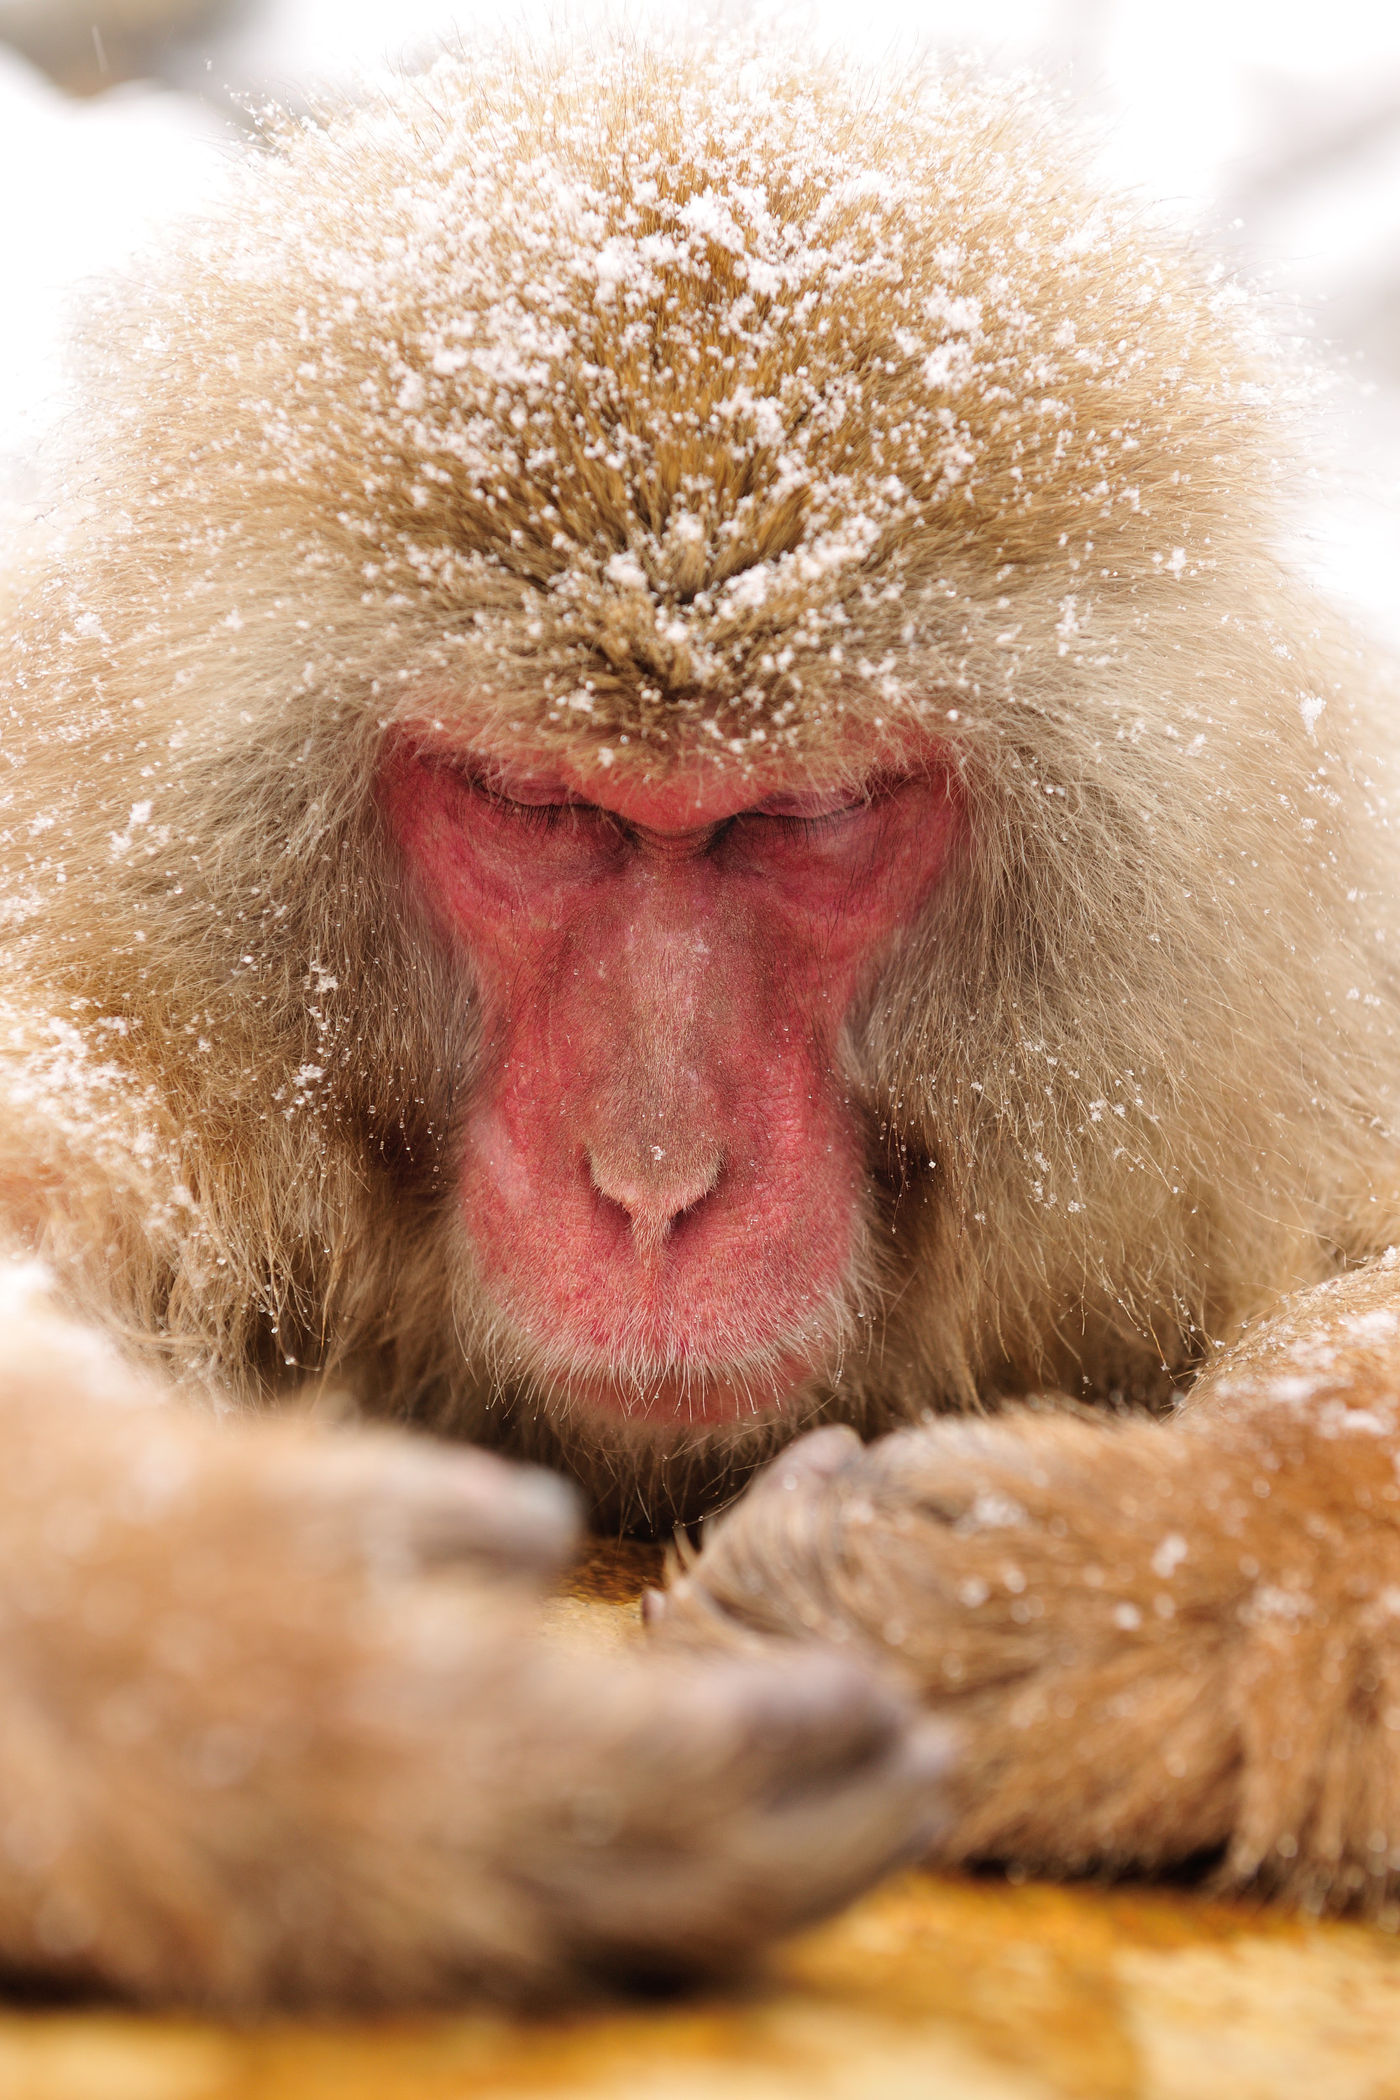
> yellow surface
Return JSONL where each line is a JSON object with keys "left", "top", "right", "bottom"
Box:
{"left": 4, "top": 1544, "right": 1400, "bottom": 2100}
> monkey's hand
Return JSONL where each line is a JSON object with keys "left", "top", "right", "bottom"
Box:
{"left": 0, "top": 1290, "right": 946, "bottom": 2008}
{"left": 655, "top": 1273, "right": 1400, "bottom": 1914}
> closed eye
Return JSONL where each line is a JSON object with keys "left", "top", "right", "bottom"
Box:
{"left": 753, "top": 790, "right": 872, "bottom": 822}
{"left": 480, "top": 787, "right": 575, "bottom": 831}
{"left": 450, "top": 763, "right": 596, "bottom": 832}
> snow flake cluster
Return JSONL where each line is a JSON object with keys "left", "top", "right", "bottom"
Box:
{"left": 80, "top": 39, "right": 1276, "bottom": 758}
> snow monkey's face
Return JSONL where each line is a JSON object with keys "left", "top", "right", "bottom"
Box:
{"left": 379, "top": 730, "right": 964, "bottom": 1424}
{"left": 288, "top": 49, "right": 1263, "bottom": 1439}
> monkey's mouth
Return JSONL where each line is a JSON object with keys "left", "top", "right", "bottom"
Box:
{"left": 459, "top": 1250, "right": 864, "bottom": 1428}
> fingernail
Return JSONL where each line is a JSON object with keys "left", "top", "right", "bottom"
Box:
{"left": 641, "top": 1586, "right": 667, "bottom": 1625}
{"left": 761, "top": 1424, "right": 862, "bottom": 1493}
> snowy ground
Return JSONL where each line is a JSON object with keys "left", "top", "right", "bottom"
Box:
{"left": 3, "top": 0, "right": 1400, "bottom": 637}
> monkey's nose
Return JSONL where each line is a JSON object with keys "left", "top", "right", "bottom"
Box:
{"left": 588, "top": 1145, "right": 723, "bottom": 1259}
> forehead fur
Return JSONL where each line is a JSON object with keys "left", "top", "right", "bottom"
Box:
{"left": 85, "top": 40, "right": 1276, "bottom": 766}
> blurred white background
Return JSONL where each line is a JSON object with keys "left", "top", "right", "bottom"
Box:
{"left": 3, "top": 0, "right": 1400, "bottom": 635}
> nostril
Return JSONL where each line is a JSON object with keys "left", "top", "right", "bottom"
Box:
{"left": 587, "top": 1147, "right": 723, "bottom": 1255}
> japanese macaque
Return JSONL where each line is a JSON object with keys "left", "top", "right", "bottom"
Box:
{"left": 3, "top": 35, "right": 1400, "bottom": 2011}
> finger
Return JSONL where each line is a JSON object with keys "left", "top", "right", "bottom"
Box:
{"left": 278, "top": 1434, "right": 583, "bottom": 1581}
{"left": 376, "top": 1445, "right": 582, "bottom": 1575}
{"left": 533, "top": 1648, "right": 957, "bottom": 1986}
{"left": 750, "top": 1423, "right": 864, "bottom": 1499}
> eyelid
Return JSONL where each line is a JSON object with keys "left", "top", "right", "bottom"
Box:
{"left": 470, "top": 766, "right": 578, "bottom": 810}
{"left": 753, "top": 791, "right": 870, "bottom": 820}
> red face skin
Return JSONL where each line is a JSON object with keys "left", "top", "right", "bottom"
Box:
{"left": 379, "top": 729, "right": 963, "bottom": 1423}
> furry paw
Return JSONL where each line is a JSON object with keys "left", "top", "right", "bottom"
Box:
{"left": 650, "top": 1407, "right": 1400, "bottom": 1905}
{"left": 0, "top": 1350, "right": 947, "bottom": 2007}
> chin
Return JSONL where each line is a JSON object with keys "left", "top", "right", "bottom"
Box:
{"left": 497, "top": 1370, "right": 841, "bottom": 1535}
{"left": 494, "top": 1319, "right": 835, "bottom": 1428}
{"left": 549, "top": 1353, "right": 827, "bottom": 1428}
{"left": 446, "top": 1255, "right": 873, "bottom": 1523}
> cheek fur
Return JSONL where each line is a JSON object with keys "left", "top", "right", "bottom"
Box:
{"left": 378, "top": 737, "right": 962, "bottom": 1415}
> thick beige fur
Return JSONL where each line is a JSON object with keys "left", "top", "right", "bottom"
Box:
{"left": 2, "top": 35, "right": 1400, "bottom": 2000}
